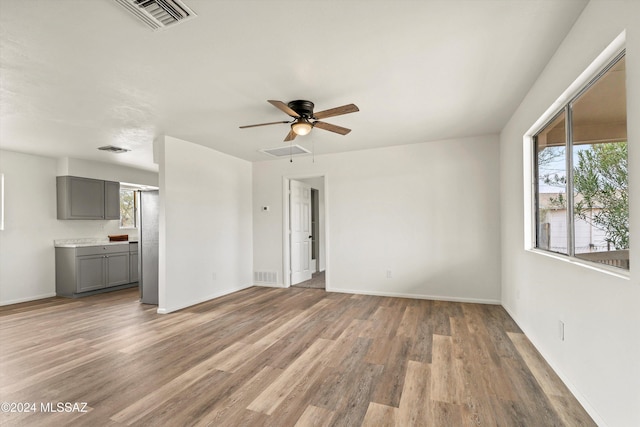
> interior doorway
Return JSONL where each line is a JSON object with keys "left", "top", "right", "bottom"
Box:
{"left": 289, "top": 179, "right": 313, "bottom": 285}
{"left": 284, "top": 175, "right": 327, "bottom": 290}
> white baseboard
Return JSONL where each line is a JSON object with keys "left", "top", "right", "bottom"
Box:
{"left": 0, "top": 292, "right": 57, "bottom": 306}
{"left": 253, "top": 282, "right": 288, "bottom": 288}
{"left": 501, "top": 305, "right": 607, "bottom": 427}
{"left": 327, "top": 287, "right": 500, "bottom": 305}
{"left": 157, "top": 284, "right": 253, "bottom": 314}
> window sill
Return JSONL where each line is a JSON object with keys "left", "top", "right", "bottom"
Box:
{"left": 527, "top": 248, "right": 630, "bottom": 280}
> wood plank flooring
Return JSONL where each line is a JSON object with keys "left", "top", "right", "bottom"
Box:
{"left": 292, "top": 272, "right": 326, "bottom": 289}
{"left": 0, "top": 287, "right": 595, "bottom": 426}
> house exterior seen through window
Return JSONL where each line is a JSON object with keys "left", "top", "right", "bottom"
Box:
{"left": 120, "top": 188, "right": 136, "bottom": 229}
{"left": 534, "top": 53, "right": 628, "bottom": 270}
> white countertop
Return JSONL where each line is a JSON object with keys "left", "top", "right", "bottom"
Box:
{"left": 54, "top": 238, "right": 138, "bottom": 248}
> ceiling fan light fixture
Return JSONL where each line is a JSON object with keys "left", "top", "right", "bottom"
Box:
{"left": 240, "top": 99, "right": 358, "bottom": 141}
{"left": 291, "top": 119, "right": 313, "bottom": 136}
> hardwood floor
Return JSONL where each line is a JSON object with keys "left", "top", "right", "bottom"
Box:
{"left": 0, "top": 287, "right": 595, "bottom": 426}
{"left": 292, "top": 272, "right": 326, "bottom": 289}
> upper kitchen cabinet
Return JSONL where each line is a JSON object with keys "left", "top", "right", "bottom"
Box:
{"left": 57, "top": 176, "right": 120, "bottom": 220}
{"left": 104, "top": 181, "right": 121, "bottom": 220}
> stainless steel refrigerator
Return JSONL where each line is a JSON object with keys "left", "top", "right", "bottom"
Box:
{"left": 139, "top": 190, "right": 159, "bottom": 305}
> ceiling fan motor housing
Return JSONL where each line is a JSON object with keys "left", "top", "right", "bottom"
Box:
{"left": 288, "top": 100, "right": 315, "bottom": 118}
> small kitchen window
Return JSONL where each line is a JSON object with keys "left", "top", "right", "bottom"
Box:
{"left": 120, "top": 188, "right": 137, "bottom": 229}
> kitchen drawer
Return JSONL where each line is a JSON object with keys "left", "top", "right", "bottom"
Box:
{"left": 76, "top": 244, "right": 130, "bottom": 257}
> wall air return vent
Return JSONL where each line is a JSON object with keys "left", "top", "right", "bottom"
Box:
{"left": 113, "top": 0, "right": 197, "bottom": 31}
{"left": 260, "top": 145, "right": 311, "bottom": 158}
{"left": 98, "top": 145, "right": 131, "bottom": 154}
{"left": 254, "top": 271, "right": 278, "bottom": 285}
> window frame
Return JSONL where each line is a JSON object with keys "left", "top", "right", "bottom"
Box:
{"left": 529, "top": 49, "right": 628, "bottom": 275}
{"left": 119, "top": 187, "right": 137, "bottom": 230}
{"left": 533, "top": 109, "right": 567, "bottom": 256}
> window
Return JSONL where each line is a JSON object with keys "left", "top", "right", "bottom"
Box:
{"left": 120, "top": 188, "right": 137, "bottom": 229}
{"left": 534, "top": 53, "right": 628, "bottom": 270}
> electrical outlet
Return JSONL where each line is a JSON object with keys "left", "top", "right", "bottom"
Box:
{"left": 386, "top": 270, "right": 392, "bottom": 279}
{"left": 212, "top": 272, "right": 217, "bottom": 281}
{"left": 558, "top": 320, "right": 565, "bottom": 341}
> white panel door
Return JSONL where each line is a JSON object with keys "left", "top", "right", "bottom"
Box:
{"left": 290, "top": 180, "right": 313, "bottom": 285}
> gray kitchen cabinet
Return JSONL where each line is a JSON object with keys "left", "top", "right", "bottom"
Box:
{"left": 104, "top": 181, "right": 121, "bottom": 220}
{"left": 76, "top": 254, "right": 107, "bottom": 292}
{"left": 57, "top": 176, "right": 120, "bottom": 220}
{"left": 56, "top": 244, "right": 133, "bottom": 297}
{"left": 106, "top": 252, "right": 131, "bottom": 287}
{"left": 129, "top": 242, "right": 139, "bottom": 283}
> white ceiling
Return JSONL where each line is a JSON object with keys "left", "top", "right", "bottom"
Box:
{"left": 0, "top": 0, "right": 589, "bottom": 171}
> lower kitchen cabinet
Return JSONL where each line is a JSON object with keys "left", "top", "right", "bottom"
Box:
{"left": 76, "top": 254, "right": 106, "bottom": 292}
{"left": 106, "top": 252, "right": 131, "bottom": 287}
{"left": 56, "top": 244, "right": 136, "bottom": 297}
{"left": 129, "top": 242, "right": 139, "bottom": 283}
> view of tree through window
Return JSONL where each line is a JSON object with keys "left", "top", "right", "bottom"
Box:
{"left": 534, "top": 53, "right": 628, "bottom": 270}
{"left": 536, "top": 112, "right": 567, "bottom": 254}
{"left": 120, "top": 188, "right": 136, "bottom": 228}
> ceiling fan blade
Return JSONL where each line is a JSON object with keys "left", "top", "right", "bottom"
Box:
{"left": 284, "top": 129, "right": 297, "bottom": 141}
{"left": 268, "top": 100, "right": 300, "bottom": 118}
{"left": 313, "top": 121, "right": 351, "bottom": 135}
{"left": 312, "top": 103, "right": 359, "bottom": 120}
{"left": 239, "top": 120, "right": 290, "bottom": 129}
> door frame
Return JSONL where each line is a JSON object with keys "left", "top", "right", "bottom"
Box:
{"left": 282, "top": 173, "right": 330, "bottom": 289}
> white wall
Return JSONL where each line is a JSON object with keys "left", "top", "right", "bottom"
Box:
{"left": 253, "top": 135, "right": 501, "bottom": 303}
{"left": 157, "top": 136, "right": 253, "bottom": 314}
{"left": 499, "top": 1, "right": 640, "bottom": 426}
{"left": 0, "top": 149, "right": 158, "bottom": 305}
{"left": 58, "top": 157, "right": 158, "bottom": 187}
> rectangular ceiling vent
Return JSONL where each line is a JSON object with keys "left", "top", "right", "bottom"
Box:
{"left": 261, "top": 145, "right": 311, "bottom": 158}
{"left": 113, "top": 0, "right": 197, "bottom": 31}
{"left": 98, "top": 145, "right": 131, "bottom": 154}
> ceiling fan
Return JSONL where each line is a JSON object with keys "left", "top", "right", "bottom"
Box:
{"left": 240, "top": 100, "right": 359, "bottom": 141}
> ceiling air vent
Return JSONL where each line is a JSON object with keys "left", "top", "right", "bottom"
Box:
{"left": 113, "top": 0, "right": 197, "bottom": 31}
{"left": 98, "top": 145, "right": 131, "bottom": 154}
{"left": 260, "top": 145, "right": 311, "bottom": 158}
